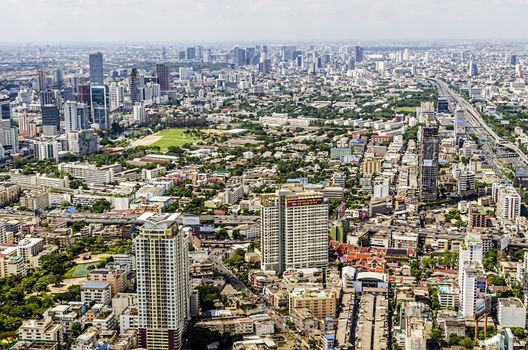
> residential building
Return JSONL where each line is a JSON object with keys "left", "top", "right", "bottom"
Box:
{"left": 135, "top": 212, "right": 191, "bottom": 350}
{"left": 81, "top": 281, "right": 112, "bottom": 305}
{"left": 260, "top": 189, "right": 328, "bottom": 273}
{"left": 289, "top": 288, "right": 338, "bottom": 319}
{"left": 18, "top": 317, "right": 63, "bottom": 344}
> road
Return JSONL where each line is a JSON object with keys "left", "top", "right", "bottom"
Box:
{"left": 427, "top": 77, "right": 528, "bottom": 175}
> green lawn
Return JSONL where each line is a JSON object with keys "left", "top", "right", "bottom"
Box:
{"left": 65, "top": 263, "right": 98, "bottom": 278}
{"left": 151, "top": 128, "right": 199, "bottom": 150}
{"left": 394, "top": 106, "right": 417, "bottom": 113}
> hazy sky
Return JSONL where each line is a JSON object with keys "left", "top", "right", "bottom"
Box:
{"left": 1, "top": 0, "right": 528, "bottom": 43}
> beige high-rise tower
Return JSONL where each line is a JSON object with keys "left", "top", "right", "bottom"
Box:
{"left": 136, "top": 212, "right": 190, "bottom": 350}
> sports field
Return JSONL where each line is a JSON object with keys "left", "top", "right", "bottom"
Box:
{"left": 65, "top": 263, "right": 98, "bottom": 278}
{"left": 149, "top": 129, "right": 199, "bottom": 149}
{"left": 394, "top": 106, "right": 417, "bottom": 113}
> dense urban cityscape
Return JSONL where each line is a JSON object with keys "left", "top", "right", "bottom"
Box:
{"left": 2, "top": 14, "right": 528, "bottom": 350}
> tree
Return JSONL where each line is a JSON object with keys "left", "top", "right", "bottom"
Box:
{"left": 90, "top": 199, "right": 112, "bottom": 213}
{"left": 71, "top": 322, "right": 83, "bottom": 338}
{"left": 185, "top": 327, "right": 222, "bottom": 350}
{"left": 511, "top": 327, "right": 524, "bottom": 337}
{"left": 483, "top": 248, "right": 498, "bottom": 271}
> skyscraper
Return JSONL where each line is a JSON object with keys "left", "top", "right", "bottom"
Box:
{"left": 458, "top": 234, "right": 485, "bottom": 318}
{"left": 77, "top": 84, "right": 92, "bottom": 106}
{"left": 36, "top": 70, "right": 46, "bottom": 91}
{"left": 186, "top": 47, "right": 196, "bottom": 60}
{"left": 468, "top": 61, "right": 478, "bottom": 77}
{"left": 355, "top": 45, "right": 364, "bottom": 63}
{"left": 64, "top": 101, "right": 89, "bottom": 133}
{"left": 54, "top": 69, "right": 63, "bottom": 89}
{"left": 156, "top": 63, "right": 170, "bottom": 92}
{"left": 89, "top": 52, "right": 104, "bottom": 85}
{"left": 41, "top": 105, "right": 60, "bottom": 136}
{"left": 0, "top": 97, "right": 18, "bottom": 154}
{"left": 129, "top": 68, "right": 140, "bottom": 104}
{"left": 454, "top": 107, "right": 466, "bottom": 143}
{"left": 90, "top": 86, "right": 109, "bottom": 130}
{"left": 260, "top": 189, "right": 328, "bottom": 274}
{"left": 108, "top": 82, "right": 124, "bottom": 111}
{"left": 419, "top": 125, "right": 440, "bottom": 202}
{"left": 135, "top": 213, "right": 190, "bottom": 350}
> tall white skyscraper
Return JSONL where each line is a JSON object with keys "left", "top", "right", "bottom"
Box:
{"left": 260, "top": 189, "right": 328, "bottom": 273}
{"left": 135, "top": 213, "right": 190, "bottom": 350}
{"left": 459, "top": 234, "right": 485, "bottom": 318}
{"left": 461, "top": 262, "right": 487, "bottom": 318}
{"left": 109, "top": 82, "right": 124, "bottom": 111}
{"left": 403, "top": 48, "right": 410, "bottom": 61}
{"left": 64, "top": 101, "right": 89, "bottom": 133}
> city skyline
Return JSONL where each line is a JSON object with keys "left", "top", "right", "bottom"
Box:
{"left": 3, "top": 0, "right": 528, "bottom": 43}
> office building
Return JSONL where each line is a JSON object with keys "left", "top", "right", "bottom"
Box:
{"left": 77, "top": 84, "right": 91, "bottom": 106}
{"left": 468, "top": 61, "right": 478, "bottom": 77}
{"left": 454, "top": 107, "right": 466, "bottom": 141}
{"left": 355, "top": 45, "right": 364, "bottom": 63}
{"left": 155, "top": 63, "right": 170, "bottom": 92}
{"left": 260, "top": 189, "right": 328, "bottom": 273}
{"left": 41, "top": 105, "right": 60, "bottom": 136}
{"left": 457, "top": 170, "right": 475, "bottom": 197}
{"left": 135, "top": 212, "right": 190, "bottom": 350}
{"left": 0, "top": 97, "right": 18, "bottom": 154}
{"left": 64, "top": 101, "right": 89, "bottom": 133}
{"left": 36, "top": 70, "right": 47, "bottom": 91}
{"left": 89, "top": 52, "right": 104, "bottom": 85}
{"left": 33, "top": 139, "right": 59, "bottom": 162}
{"left": 53, "top": 69, "right": 63, "bottom": 89}
{"left": 419, "top": 125, "right": 439, "bottom": 202}
{"left": 437, "top": 98, "right": 449, "bottom": 113}
{"left": 90, "top": 85, "right": 109, "bottom": 130}
{"left": 109, "top": 82, "right": 124, "bottom": 111}
{"left": 67, "top": 129, "right": 100, "bottom": 155}
{"left": 129, "top": 68, "right": 140, "bottom": 103}
{"left": 186, "top": 47, "right": 196, "bottom": 60}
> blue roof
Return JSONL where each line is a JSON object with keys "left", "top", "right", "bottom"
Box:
{"left": 66, "top": 206, "right": 77, "bottom": 214}
{"left": 324, "top": 334, "right": 335, "bottom": 340}
{"left": 351, "top": 138, "right": 365, "bottom": 143}
{"left": 324, "top": 317, "right": 334, "bottom": 321}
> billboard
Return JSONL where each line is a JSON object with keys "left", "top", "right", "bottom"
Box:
{"left": 475, "top": 297, "right": 491, "bottom": 318}
{"left": 475, "top": 277, "right": 487, "bottom": 296}
{"left": 286, "top": 197, "right": 324, "bottom": 207}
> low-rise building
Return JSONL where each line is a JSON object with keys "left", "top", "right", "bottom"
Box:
{"left": 498, "top": 297, "right": 526, "bottom": 328}
{"left": 289, "top": 288, "right": 338, "bottom": 319}
{"left": 81, "top": 281, "right": 112, "bottom": 305}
